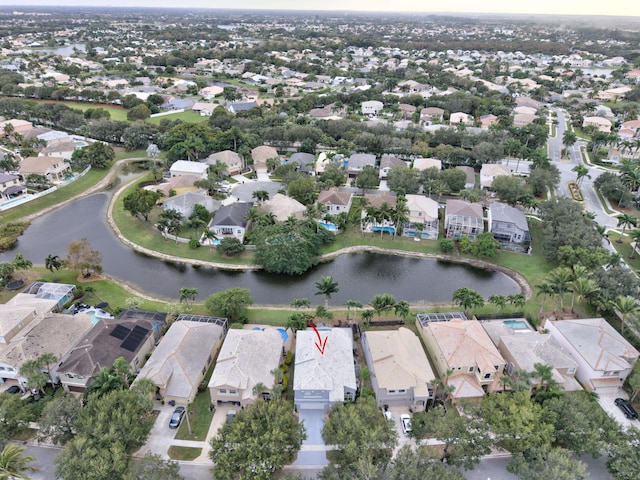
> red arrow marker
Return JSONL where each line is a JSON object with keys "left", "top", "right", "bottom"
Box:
{"left": 308, "top": 322, "right": 328, "bottom": 355}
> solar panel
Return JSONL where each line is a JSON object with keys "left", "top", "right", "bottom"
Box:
{"left": 120, "top": 325, "right": 150, "bottom": 352}
{"left": 110, "top": 325, "right": 131, "bottom": 340}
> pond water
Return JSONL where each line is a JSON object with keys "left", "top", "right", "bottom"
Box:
{"left": 1, "top": 194, "right": 520, "bottom": 305}
{"left": 27, "top": 43, "right": 86, "bottom": 56}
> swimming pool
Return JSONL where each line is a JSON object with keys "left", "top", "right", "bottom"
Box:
{"left": 372, "top": 226, "right": 396, "bottom": 234}
{"left": 318, "top": 221, "right": 337, "bottom": 231}
{"left": 503, "top": 320, "right": 530, "bottom": 330}
{"left": 252, "top": 327, "right": 289, "bottom": 342}
{"left": 75, "top": 140, "right": 88, "bottom": 147}
{"left": 78, "top": 307, "right": 114, "bottom": 324}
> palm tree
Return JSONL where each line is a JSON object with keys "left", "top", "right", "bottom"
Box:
{"left": 571, "top": 164, "right": 590, "bottom": 186}
{"left": 392, "top": 195, "right": 409, "bottom": 239}
{"left": 533, "top": 363, "right": 554, "bottom": 391}
{"left": 546, "top": 267, "right": 573, "bottom": 311}
{"left": 314, "top": 276, "right": 339, "bottom": 308}
{"left": 451, "top": 287, "right": 484, "bottom": 312}
{"left": 37, "top": 352, "right": 58, "bottom": 387}
{"left": 536, "top": 281, "right": 556, "bottom": 315}
{"left": 202, "top": 230, "right": 218, "bottom": 252}
{"left": 630, "top": 229, "right": 640, "bottom": 259}
{"left": 0, "top": 443, "right": 37, "bottom": 480}
{"left": 252, "top": 190, "right": 270, "bottom": 204}
{"left": 377, "top": 201, "right": 394, "bottom": 238}
{"left": 507, "top": 294, "right": 525, "bottom": 311}
{"left": 157, "top": 209, "right": 186, "bottom": 244}
{"left": 291, "top": 298, "right": 311, "bottom": 310}
{"left": 488, "top": 295, "right": 507, "bottom": 312}
{"left": 344, "top": 300, "right": 363, "bottom": 322}
{"left": 44, "top": 254, "right": 62, "bottom": 274}
{"left": 394, "top": 300, "right": 410, "bottom": 319}
{"left": 370, "top": 294, "right": 396, "bottom": 319}
{"left": 570, "top": 278, "right": 599, "bottom": 313}
{"left": 562, "top": 129, "right": 577, "bottom": 149}
{"left": 361, "top": 309, "right": 374, "bottom": 326}
{"left": 179, "top": 287, "right": 198, "bottom": 310}
{"left": 609, "top": 295, "right": 640, "bottom": 336}
{"left": 616, "top": 213, "right": 637, "bottom": 243}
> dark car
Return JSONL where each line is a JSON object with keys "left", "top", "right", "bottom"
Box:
{"left": 169, "top": 406, "right": 186, "bottom": 428}
{"left": 5, "top": 385, "right": 21, "bottom": 394}
{"left": 615, "top": 398, "right": 638, "bottom": 420}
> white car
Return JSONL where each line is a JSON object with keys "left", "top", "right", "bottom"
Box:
{"left": 400, "top": 414, "right": 411, "bottom": 435}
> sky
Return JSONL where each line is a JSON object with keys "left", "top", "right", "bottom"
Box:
{"left": 1, "top": 1, "right": 639, "bottom": 17}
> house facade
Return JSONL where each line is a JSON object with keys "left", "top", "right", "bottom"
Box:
{"left": 488, "top": 202, "right": 530, "bottom": 246}
{"left": 209, "top": 327, "right": 285, "bottom": 407}
{"left": 0, "top": 173, "right": 25, "bottom": 200}
{"left": 444, "top": 199, "right": 484, "bottom": 240}
{"left": 162, "top": 190, "right": 217, "bottom": 218}
{"left": 480, "top": 163, "right": 512, "bottom": 189}
{"left": 403, "top": 194, "right": 439, "bottom": 239}
{"left": 19, "top": 156, "right": 71, "bottom": 183}
{"left": 543, "top": 318, "right": 639, "bottom": 394}
{"left": 294, "top": 328, "right": 357, "bottom": 411}
{"left": 206, "top": 150, "right": 243, "bottom": 176}
{"left": 361, "top": 100, "right": 383, "bottom": 117}
{"left": 317, "top": 188, "right": 353, "bottom": 215}
{"left": 209, "top": 202, "right": 253, "bottom": 243}
{"left": 169, "top": 160, "right": 208, "bottom": 179}
{"left": 362, "top": 328, "right": 435, "bottom": 410}
{"left": 379, "top": 155, "right": 406, "bottom": 179}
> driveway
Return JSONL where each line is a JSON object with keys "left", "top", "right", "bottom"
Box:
{"left": 597, "top": 391, "right": 638, "bottom": 430}
{"left": 292, "top": 409, "right": 328, "bottom": 467}
{"left": 135, "top": 404, "right": 180, "bottom": 459}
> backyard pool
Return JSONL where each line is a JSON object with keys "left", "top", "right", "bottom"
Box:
{"left": 318, "top": 221, "right": 337, "bottom": 232}
{"left": 75, "top": 140, "right": 88, "bottom": 147}
{"left": 372, "top": 226, "right": 396, "bottom": 234}
{"left": 503, "top": 320, "right": 531, "bottom": 330}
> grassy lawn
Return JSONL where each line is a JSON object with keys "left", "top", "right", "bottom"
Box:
{"left": 175, "top": 388, "right": 215, "bottom": 441}
{"left": 167, "top": 446, "right": 201, "bottom": 461}
{"left": 0, "top": 168, "right": 107, "bottom": 224}
{"left": 54, "top": 101, "right": 129, "bottom": 122}
{"left": 148, "top": 111, "right": 207, "bottom": 124}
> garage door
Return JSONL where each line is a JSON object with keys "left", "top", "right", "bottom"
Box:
{"left": 298, "top": 402, "right": 326, "bottom": 411}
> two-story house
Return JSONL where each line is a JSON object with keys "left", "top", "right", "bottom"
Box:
{"left": 488, "top": 202, "right": 531, "bottom": 246}
{"left": 362, "top": 328, "right": 435, "bottom": 411}
{"left": 19, "top": 156, "right": 71, "bottom": 183}
{"left": 0, "top": 173, "right": 26, "bottom": 201}
{"left": 403, "top": 194, "right": 439, "bottom": 240}
{"left": 205, "top": 150, "right": 243, "bottom": 176}
{"left": 317, "top": 188, "right": 353, "bottom": 215}
{"left": 169, "top": 160, "right": 208, "bottom": 179}
{"left": 543, "top": 318, "right": 639, "bottom": 394}
{"left": 378, "top": 155, "right": 406, "bottom": 179}
{"left": 444, "top": 199, "right": 484, "bottom": 240}
{"left": 417, "top": 314, "right": 505, "bottom": 402}
{"left": 480, "top": 163, "right": 512, "bottom": 189}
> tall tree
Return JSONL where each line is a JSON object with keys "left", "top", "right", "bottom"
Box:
{"left": 452, "top": 287, "right": 484, "bottom": 312}
{"left": 124, "top": 453, "right": 184, "bottom": 480}
{"left": 370, "top": 293, "right": 396, "bottom": 319}
{"left": 0, "top": 443, "right": 37, "bottom": 480}
{"left": 609, "top": 295, "right": 640, "bottom": 335}
{"left": 546, "top": 267, "right": 573, "bottom": 311}
{"left": 65, "top": 238, "right": 102, "bottom": 277}
{"left": 44, "top": 254, "right": 62, "bottom": 274}
{"left": 205, "top": 288, "right": 253, "bottom": 323}
{"left": 38, "top": 394, "right": 82, "bottom": 445}
{"left": 616, "top": 213, "right": 637, "bottom": 243}
{"left": 178, "top": 287, "right": 198, "bottom": 310}
{"left": 314, "top": 276, "right": 339, "bottom": 307}
{"left": 209, "top": 399, "right": 305, "bottom": 480}
{"left": 122, "top": 189, "right": 161, "bottom": 221}
{"left": 508, "top": 446, "right": 588, "bottom": 480}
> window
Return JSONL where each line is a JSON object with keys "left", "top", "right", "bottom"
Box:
{"left": 468, "top": 366, "right": 474, "bottom": 373}
{"left": 388, "top": 389, "right": 396, "bottom": 394}
{"left": 229, "top": 389, "right": 237, "bottom": 394}
{"left": 219, "top": 389, "right": 227, "bottom": 394}
{"left": 484, "top": 373, "right": 492, "bottom": 379}
{"left": 567, "top": 367, "right": 576, "bottom": 374}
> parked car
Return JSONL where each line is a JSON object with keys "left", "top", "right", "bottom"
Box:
{"left": 5, "top": 385, "right": 21, "bottom": 394}
{"left": 400, "top": 414, "right": 412, "bottom": 435}
{"left": 169, "top": 406, "right": 186, "bottom": 428}
{"left": 226, "top": 410, "right": 237, "bottom": 423}
{"left": 614, "top": 398, "right": 638, "bottom": 420}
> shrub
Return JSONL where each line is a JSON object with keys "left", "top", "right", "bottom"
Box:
{"left": 439, "top": 238, "right": 455, "bottom": 253}
{"left": 216, "top": 237, "right": 245, "bottom": 256}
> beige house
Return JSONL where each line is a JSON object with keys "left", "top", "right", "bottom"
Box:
{"left": 403, "top": 194, "right": 439, "bottom": 240}
{"left": 317, "top": 188, "right": 353, "bottom": 215}
{"left": 450, "top": 112, "right": 472, "bottom": 125}
{"left": 209, "top": 328, "right": 285, "bottom": 407}
{"left": 0, "top": 295, "right": 59, "bottom": 345}
{"left": 260, "top": 193, "right": 306, "bottom": 222}
{"left": 412, "top": 157, "right": 442, "bottom": 171}
{"left": 0, "top": 313, "right": 93, "bottom": 390}
{"left": 583, "top": 116, "right": 612, "bottom": 133}
{"left": 19, "top": 156, "right": 71, "bottom": 183}
{"left": 444, "top": 199, "right": 484, "bottom": 240}
{"left": 513, "top": 113, "right": 537, "bottom": 127}
{"left": 0, "top": 173, "right": 25, "bottom": 201}
{"left": 417, "top": 316, "right": 506, "bottom": 402}
{"left": 169, "top": 160, "right": 208, "bottom": 179}
{"left": 0, "top": 119, "right": 33, "bottom": 137}
{"left": 544, "top": 318, "right": 639, "bottom": 394}
{"left": 206, "top": 150, "right": 243, "bottom": 176}
{"left": 135, "top": 318, "right": 227, "bottom": 405}
{"left": 40, "top": 139, "right": 77, "bottom": 160}
{"left": 251, "top": 145, "right": 279, "bottom": 170}
{"left": 362, "top": 328, "right": 435, "bottom": 410}
{"left": 480, "top": 163, "right": 512, "bottom": 189}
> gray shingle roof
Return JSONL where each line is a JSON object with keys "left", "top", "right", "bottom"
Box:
{"left": 489, "top": 202, "right": 529, "bottom": 232}
{"left": 211, "top": 202, "right": 253, "bottom": 227}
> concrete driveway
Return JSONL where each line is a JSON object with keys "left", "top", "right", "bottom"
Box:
{"left": 292, "top": 409, "right": 328, "bottom": 467}
{"left": 597, "top": 391, "right": 638, "bottom": 430}
{"left": 136, "top": 405, "right": 180, "bottom": 459}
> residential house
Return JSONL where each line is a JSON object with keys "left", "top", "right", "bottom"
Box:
{"left": 513, "top": 106, "right": 537, "bottom": 116}
{"left": 209, "top": 202, "right": 253, "bottom": 243}
{"left": 19, "top": 156, "right": 71, "bottom": 183}
{"left": 413, "top": 158, "right": 442, "bottom": 171}
{"left": 444, "top": 199, "right": 484, "bottom": 240}
{"left": 317, "top": 188, "right": 353, "bottom": 215}
{"left": 169, "top": 160, "right": 208, "bottom": 179}
{"left": 209, "top": 327, "right": 285, "bottom": 407}
{"left": 40, "top": 138, "right": 77, "bottom": 160}
{"left": 0, "top": 119, "right": 33, "bottom": 137}
{"left": 251, "top": 145, "right": 279, "bottom": 172}
{"left": 135, "top": 317, "right": 227, "bottom": 405}
{"left": 583, "top": 116, "right": 612, "bottom": 133}
{"left": 515, "top": 96, "right": 541, "bottom": 110}
{"left": 480, "top": 114, "right": 499, "bottom": 129}
{"left": 481, "top": 319, "right": 582, "bottom": 392}
{"left": 228, "top": 101, "right": 257, "bottom": 114}
{"left": 362, "top": 191, "right": 398, "bottom": 233}
{"left": 378, "top": 155, "right": 406, "bottom": 179}
{"left": 403, "top": 194, "right": 439, "bottom": 240}
{"left": 289, "top": 152, "right": 316, "bottom": 175}
{"left": 0, "top": 173, "right": 25, "bottom": 200}
{"left": 456, "top": 166, "right": 476, "bottom": 189}
{"left": 513, "top": 113, "right": 537, "bottom": 127}
{"left": 362, "top": 328, "right": 435, "bottom": 410}
{"left": 346, "top": 153, "right": 376, "bottom": 177}
{"left": 0, "top": 294, "right": 59, "bottom": 345}
{"left": 598, "top": 86, "right": 632, "bottom": 102}
{"left": 543, "top": 318, "right": 639, "bottom": 393}
{"left": 361, "top": 100, "right": 383, "bottom": 117}
{"left": 162, "top": 190, "right": 217, "bottom": 220}
{"left": 199, "top": 85, "right": 224, "bottom": 99}
{"left": 398, "top": 103, "right": 417, "bottom": 120}
{"left": 151, "top": 175, "right": 202, "bottom": 196}
{"left": 480, "top": 163, "right": 512, "bottom": 189}
{"left": 192, "top": 102, "right": 219, "bottom": 116}
{"left": 420, "top": 107, "right": 444, "bottom": 126}
{"left": 55, "top": 310, "right": 165, "bottom": 393}
{"left": 260, "top": 193, "right": 306, "bottom": 222}
{"left": 620, "top": 120, "right": 640, "bottom": 138}
{"left": 412, "top": 157, "right": 442, "bottom": 172}
{"left": 205, "top": 150, "right": 243, "bottom": 176}
{"left": 488, "top": 202, "right": 530, "bottom": 246}
{"left": 294, "top": 328, "right": 357, "bottom": 411}
{"left": 416, "top": 316, "right": 506, "bottom": 402}
{"left": 450, "top": 112, "right": 472, "bottom": 125}
{"left": 0, "top": 313, "right": 93, "bottom": 390}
